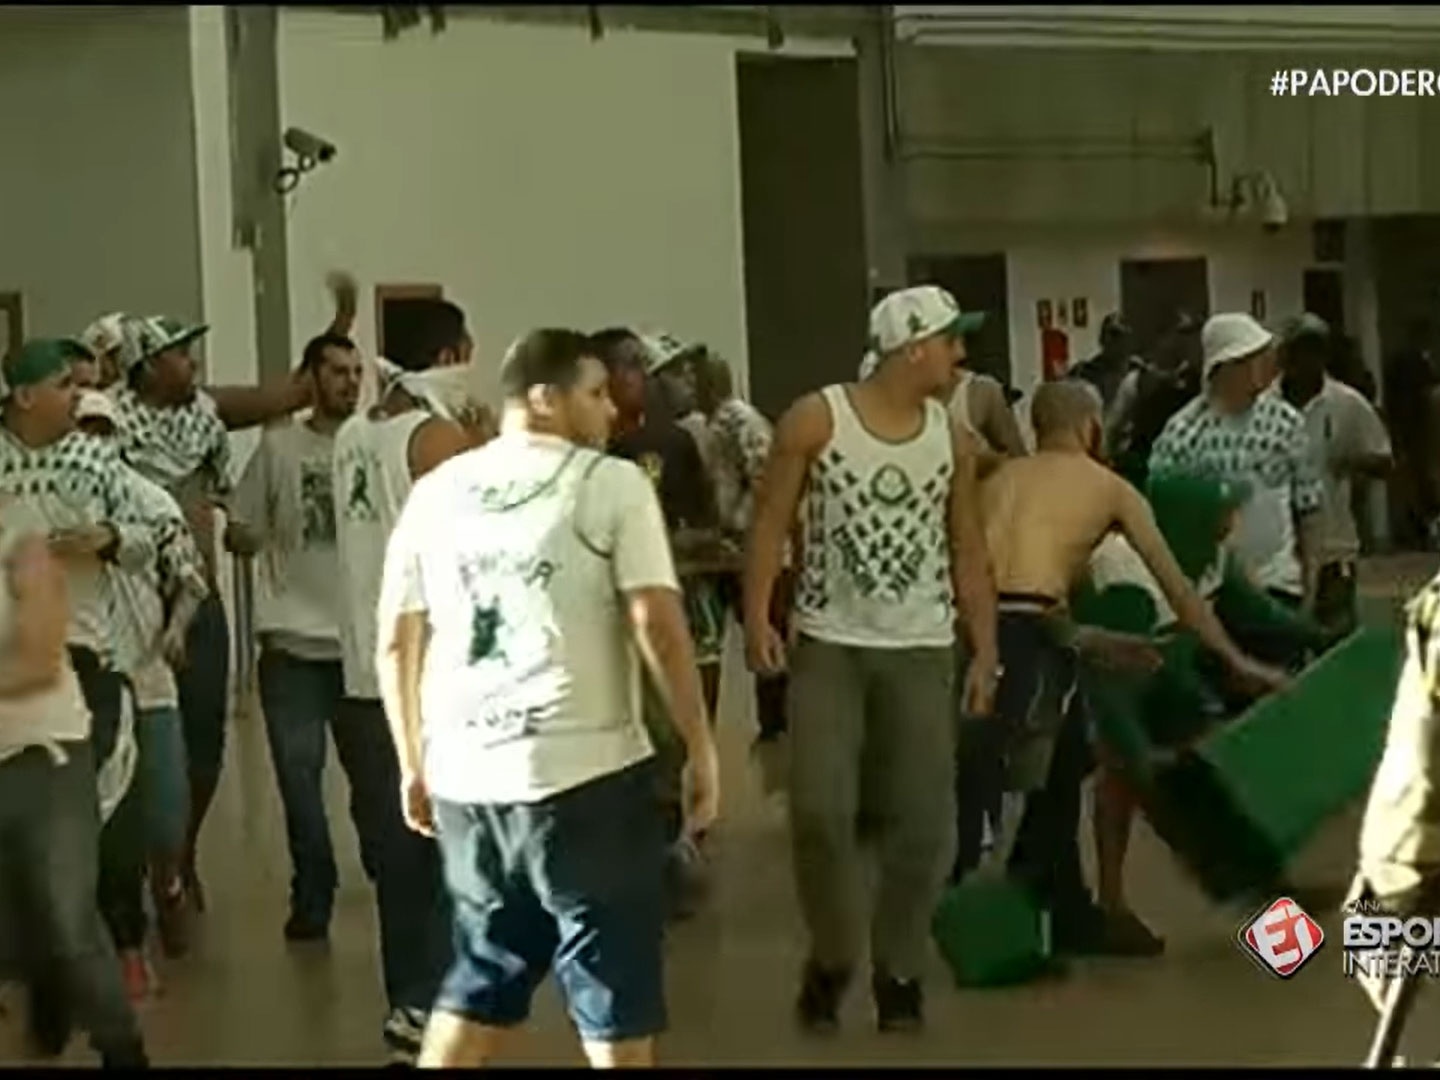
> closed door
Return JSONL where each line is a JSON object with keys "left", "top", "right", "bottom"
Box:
{"left": 908, "top": 254, "right": 1010, "bottom": 386}
{"left": 738, "top": 55, "right": 868, "bottom": 420}
{"left": 1119, "top": 258, "right": 1210, "bottom": 363}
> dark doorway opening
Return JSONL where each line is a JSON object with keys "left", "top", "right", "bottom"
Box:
{"left": 1119, "top": 257, "right": 1210, "bottom": 363}
{"left": 1302, "top": 268, "right": 1346, "bottom": 334}
{"left": 907, "top": 253, "right": 1011, "bottom": 387}
{"left": 737, "top": 54, "right": 868, "bottom": 421}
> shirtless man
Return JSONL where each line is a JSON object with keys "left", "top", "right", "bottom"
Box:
{"left": 961, "top": 379, "right": 1286, "bottom": 952}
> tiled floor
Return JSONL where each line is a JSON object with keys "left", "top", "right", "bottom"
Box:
{"left": 7, "top": 553, "right": 1440, "bottom": 1067}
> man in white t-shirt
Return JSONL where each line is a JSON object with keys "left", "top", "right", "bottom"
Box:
{"left": 331, "top": 298, "right": 477, "bottom": 1064}
{"left": 225, "top": 332, "right": 363, "bottom": 945}
{"left": 377, "top": 328, "right": 719, "bottom": 1069}
{"left": 1279, "top": 314, "right": 1393, "bottom": 636}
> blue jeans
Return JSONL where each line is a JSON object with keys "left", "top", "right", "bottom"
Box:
{"left": 258, "top": 650, "right": 451, "bottom": 1012}
{"left": 0, "top": 743, "right": 146, "bottom": 1063}
{"left": 137, "top": 706, "right": 189, "bottom": 858}
{"left": 431, "top": 760, "right": 666, "bottom": 1042}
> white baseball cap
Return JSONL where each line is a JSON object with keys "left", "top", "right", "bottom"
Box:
{"left": 639, "top": 331, "right": 701, "bottom": 376}
{"left": 75, "top": 389, "right": 119, "bottom": 427}
{"left": 859, "top": 285, "right": 984, "bottom": 378}
{"left": 80, "top": 313, "right": 126, "bottom": 359}
{"left": 1201, "top": 313, "right": 1275, "bottom": 380}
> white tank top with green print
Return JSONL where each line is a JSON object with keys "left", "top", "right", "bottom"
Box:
{"left": 793, "top": 385, "right": 956, "bottom": 649}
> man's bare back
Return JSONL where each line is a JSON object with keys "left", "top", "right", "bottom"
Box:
{"left": 983, "top": 451, "right": 1124, "bottom": 603}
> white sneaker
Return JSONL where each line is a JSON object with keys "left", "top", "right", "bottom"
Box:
{"left": 382, "top": 1006, "right": 427, "bottom": 1065}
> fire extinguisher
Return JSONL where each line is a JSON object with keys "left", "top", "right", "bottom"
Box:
{"left": 1041, "top": 326, "right": 1070, "bottom": 381}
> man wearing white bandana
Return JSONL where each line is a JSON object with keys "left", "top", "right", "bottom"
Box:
{"left": 332, "top": 297, "right": 479, "bottom": 1064}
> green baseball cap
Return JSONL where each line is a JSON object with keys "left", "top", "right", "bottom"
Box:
{"left": 0, "top": 338, "right": 91, "bottom": 400}
{"left": 1281, "top": 312, "right": 1331, "bottom": 345}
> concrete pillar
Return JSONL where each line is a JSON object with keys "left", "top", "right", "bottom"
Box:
{"left": 854, "top": 8, "right": 910, "bottom": 295}
{"left": 228, "top": 7, "right": 293, "bottom": 380}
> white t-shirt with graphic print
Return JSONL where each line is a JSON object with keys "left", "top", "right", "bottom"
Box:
{"left": 232, "top": 421, "right": 344, "bottom": 659}
{"left": 378, "top": 432, "right": 677, "bottom": 805}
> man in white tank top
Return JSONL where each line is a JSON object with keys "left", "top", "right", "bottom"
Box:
{"left": 332, "top": 299, "right": 478, "bottom": 1064}
{"left": 744, "top": 285, "right": 999, "bottom": 1035}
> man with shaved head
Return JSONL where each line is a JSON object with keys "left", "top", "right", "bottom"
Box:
{"left": 957, "top": 378, "right": 1286, "bottom": 955}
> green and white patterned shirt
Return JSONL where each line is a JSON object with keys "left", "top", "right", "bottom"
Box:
{"left": 109, "top": 386, "right": 233, "bottom": 503}
{"left": 0, "top": 428, "right": 191, "bottom": 672}
{"left": 1149, "top": 392, "right": 1323, "bottom": 596}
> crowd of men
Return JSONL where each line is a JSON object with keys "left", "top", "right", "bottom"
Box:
{"left": 0, "top": 273, "right": 1406, "bottom": 1067}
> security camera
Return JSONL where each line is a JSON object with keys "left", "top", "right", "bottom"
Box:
{"left": 1257, "top": 171, "right": 1289, "bottom": 232}
{"left": 283, "top": 127, "right": 337, "bottom": 165}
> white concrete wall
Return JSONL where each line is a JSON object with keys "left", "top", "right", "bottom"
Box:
{"left": 913, "top": 221, "right": 1316, "bottom": 392}
{"left": 276, "top": 12, "right": 849, "bottom": 398}
{"left": 0, "top": 7, "right": 203, "bottom": 339}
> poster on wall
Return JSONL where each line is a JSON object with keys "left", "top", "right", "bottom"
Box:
{"left": 1073, "top": 298, "right": 1088, "bottom": 329}
{"left": 1057, "top": 300, "right": 1069, "bottom": 327}
{"left": 1251, "top": 290, "right": 1267, "bottom": 321}
{"left": 1037, "top": 299, "right": 1053, "bottom": 330}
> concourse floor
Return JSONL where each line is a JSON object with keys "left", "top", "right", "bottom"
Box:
{"left": 4, "top": 554, "right": 1435, "bottom": 1067}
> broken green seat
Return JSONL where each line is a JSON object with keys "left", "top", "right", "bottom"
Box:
{"left": 1144, "top": 623, "right": 1402, "bottom": 903}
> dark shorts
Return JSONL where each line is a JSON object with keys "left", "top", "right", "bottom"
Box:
{"left": 993, "top": 599, "right": 1080, "bottom": 793}
{"left": 430, "top": 759, "right": 666, "bottom": 1043}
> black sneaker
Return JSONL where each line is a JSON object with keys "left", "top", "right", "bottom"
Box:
{"left": 1094, "top": 909, "right": 1166, "bottom": 957}
{"left": 284, "top": 912, "right": 330, "bottom": 943}
{"left": 28, "top": 979, "right": 71, "bottom": 1058}
{"left": 99, "top": 1039, "right": 149, "bottom": 1068}
{"left": 795, "top": 962, "right": 850, "bottom": 1035}
{"left": 872, "top": 970, "right": 923, "bottom": 1034}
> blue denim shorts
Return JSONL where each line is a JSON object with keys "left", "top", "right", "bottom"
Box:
{"left": 431, "top": 758, "right": 666, "bottom": 1042}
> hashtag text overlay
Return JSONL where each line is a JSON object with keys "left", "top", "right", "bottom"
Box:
{"left": 1271, "top": 69, "right": 1440, "bottom": 97}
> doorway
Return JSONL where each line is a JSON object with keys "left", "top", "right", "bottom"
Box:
{"left": 1302, "top": 268, "right": 1346, "bottom": 334}
{"left": 0, "top": 292, "right": 22, "bottom": 358}
{"left": 907, "top": 254, "right": 1011, "bottom": 386}
{"left": 738, "top": 54, "right": 868, "bottom": 420}
{"left": 374, "top": 283, "right": 444, "bottom": 360}
{"left": 1119, "top": 258, "right": 1210, "bottom": 362}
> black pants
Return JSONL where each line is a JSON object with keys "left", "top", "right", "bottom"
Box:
{"left": 336, "top": 700, "right": 453, "bottom": 1013}
{"left": 69, "top": 647, "right": 147, "bottom": 953}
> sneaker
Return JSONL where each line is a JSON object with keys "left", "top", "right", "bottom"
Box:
{"left": 119, "top": 950, "right": 155, "bottom": 1003}
{"left": 872, "top": 970, "right": 923, "bottom": 1034}
{"left": 283, "top": 911, "right": 330, "bottom": 943}
{"left": 382, "top": 1006, "right": 428, "bottom": 1066}
{"left": 99, "top": 1040, "right": 149, "bottom": 1068}
{"left": 1095, "top": 909, "right": 1166, "bottom": 957}
{"left": 27, "top": 979, "right": 71, "bottom": 1058}
{"left": 153, "top": 876, "right": 192, "bottom": 959}
{"left": 795, "top": 962, "right": 849, "bottom": 1035}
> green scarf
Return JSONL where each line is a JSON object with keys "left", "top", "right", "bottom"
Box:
{"left": 1144, "top": 469, "right": 1249, "bottom": 582}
